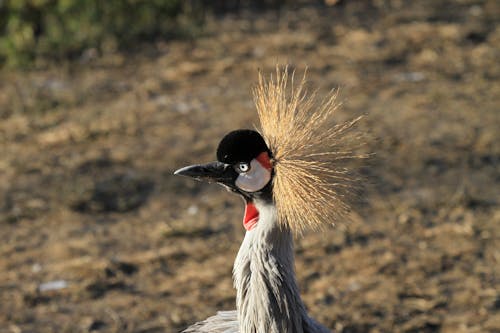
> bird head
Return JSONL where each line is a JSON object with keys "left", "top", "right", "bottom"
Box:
{"left": 174, "top": 129, "right": 274, "bottom": 203}
{"left": 174, "top": 67, "right": 366, "bottom": 233}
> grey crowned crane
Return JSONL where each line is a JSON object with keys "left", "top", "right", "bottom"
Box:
{"left": 175, "top": 67, "right": 366, "bottom": 333}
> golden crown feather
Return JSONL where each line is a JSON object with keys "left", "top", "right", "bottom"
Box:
{"left": 253, "top": 66, "right": 367, "bottom": 233}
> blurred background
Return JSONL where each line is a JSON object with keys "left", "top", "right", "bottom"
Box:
{"left": 0, "top": 0, "right": 499, "bottom": 332}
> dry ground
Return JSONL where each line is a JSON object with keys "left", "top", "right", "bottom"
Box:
{"left": 1, "top": 1, "right": 499, "bottom": 332}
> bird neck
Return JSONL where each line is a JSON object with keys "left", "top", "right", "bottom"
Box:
{"left": 233, "top": 201, "right": 310, "bottom": 333}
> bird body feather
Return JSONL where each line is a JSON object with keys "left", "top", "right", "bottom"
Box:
{"left": 183, "top": 200, "right": 329, "bottom": 333}
{"left": 182, "top": 311, "right": 238, "bottom": 333}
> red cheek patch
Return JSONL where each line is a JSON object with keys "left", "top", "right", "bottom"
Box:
{"left": 243, "top": 202, "right": 259, "bottom": 231}
{"left": 256, "top": 152, "right": 272, "bottom": 170}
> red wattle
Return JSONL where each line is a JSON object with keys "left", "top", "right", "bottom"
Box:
{"left": 243, "top": 202, "right": 259, "bottom": 231}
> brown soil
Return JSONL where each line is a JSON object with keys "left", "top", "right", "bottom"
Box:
{"left": 1, "top": 1, "right": 499, "bottom": 332}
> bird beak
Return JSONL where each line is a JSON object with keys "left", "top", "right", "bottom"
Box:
{"left": 174, "top": 161, "right": 235, "bottom": 185}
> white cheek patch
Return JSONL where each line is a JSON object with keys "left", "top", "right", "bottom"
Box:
{"left": 235, "top": 158, "right": 272, "bottom": 192}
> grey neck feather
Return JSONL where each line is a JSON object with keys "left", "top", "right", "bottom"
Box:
{"left": 233, "top": 201, "right": 329, "bottom": 333}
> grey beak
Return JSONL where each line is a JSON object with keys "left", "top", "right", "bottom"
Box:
{"left": 174, "top": 161, "right": 235, "bottom": 185}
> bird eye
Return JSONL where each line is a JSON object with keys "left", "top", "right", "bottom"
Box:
{"left": 237, "top": 162, "right": 250, "bottom": 173}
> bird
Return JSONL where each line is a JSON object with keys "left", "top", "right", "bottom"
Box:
{"left": 175, "top": 67, "right": 366, "bottom": 333}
